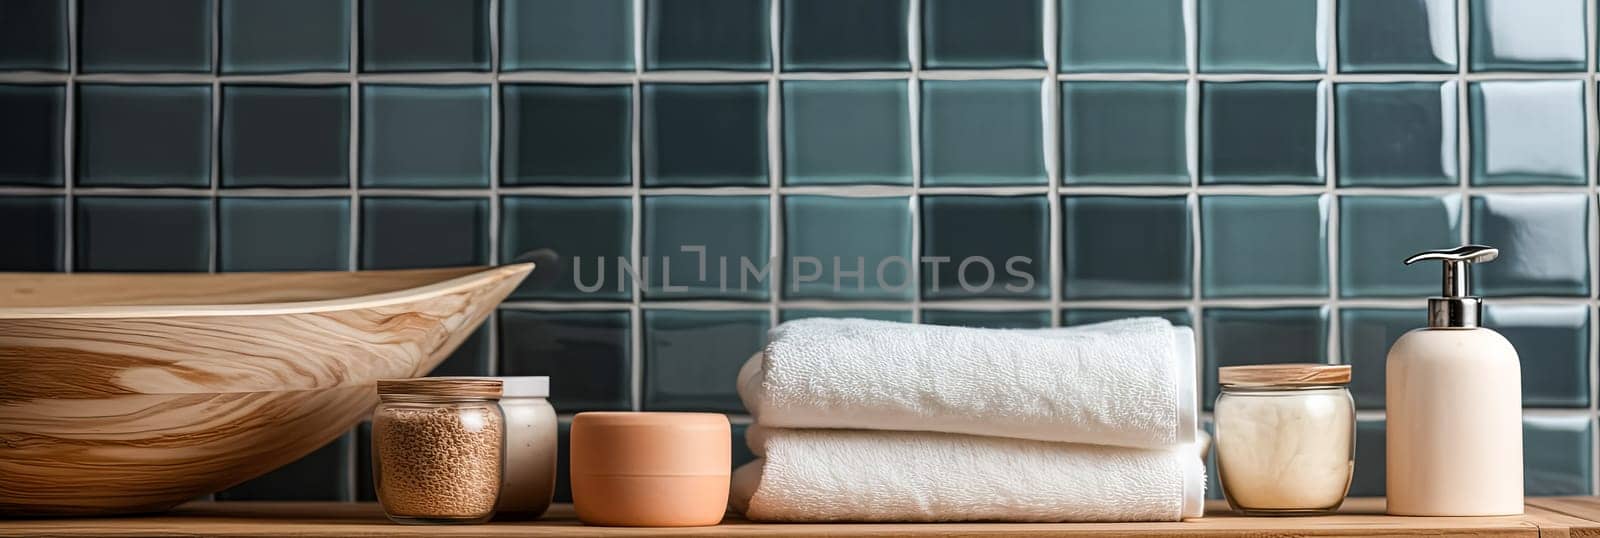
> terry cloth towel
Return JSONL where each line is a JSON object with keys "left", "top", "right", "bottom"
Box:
{"left": 737, "top": 317, "right": 1198, "bottom": 449}
{"left": 729, "top": 427, "right": 1207, "bottom": 522}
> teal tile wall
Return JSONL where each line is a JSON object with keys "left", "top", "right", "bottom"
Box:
{"left": 10, "top": 0, "right": 1600, "bottom": 500}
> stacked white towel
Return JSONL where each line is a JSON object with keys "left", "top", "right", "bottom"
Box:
{"left": 731, "top": 317, "right": 1206, "bottom": 522}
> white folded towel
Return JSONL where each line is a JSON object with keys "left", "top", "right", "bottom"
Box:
{"left": 730, "top": 427, "right": 1206, "bottom": 522}
{"left": 738, "top": 317, "right": 1197, "bottom": 449}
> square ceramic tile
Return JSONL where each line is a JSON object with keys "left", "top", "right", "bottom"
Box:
{"left": 502, "top": 84, "right": 632, "bottom": 186}
{"left": 921, "top": 309, "right": 1051, "bottom": 329}
{"left": 783, "top": 0, "right": 909, "bottom": 71}
{"left": 782, "top": 80, "right": 912, "bottom": 186}
{"left": 1061, "top": 81, "right": 1187, "bottom": 185}
{"left": 360, "top": 85, "right": 491, "bottom": 188}
{"left": 779, "top": 309, "right": 914, "bottom": 323}
{"left": 643, "top": 196, "right": 771, "bottom": 300}
{"left": 429, "top": 327, "right": 491, "bottom": 376}
{"left": 922, "top": 0, "right": 1044, "bottom": 68}
{"left": 361, "top": 0, "right": 490, "bottom": 72}
{"left": 1202, "top": 82, "right": 1325, "bottom": 185}
{"left": 554, "top": 420, "right": 572, "bottom": 502}
{"left": 643, "top": 309, "right": 769, "bottom": 412}
{"left": 1524, "top": 416, "right": 1594, "bottom": 495}
{"left": 0, "top": 0, "right": 67, "bottom": 71}
{"left": 502, "top": 0, "right": 633, "bottom": 71}
{"left": 1062, "top": 196, "right": 1192, "bottom": 299}
{"left": 1336, "top": 82, "right": 1458, "bottom": 187}
{"left": 1203, "top": 420, "right": 1222, "bottom": 499}
{"left": 1199, "top": 0, "right": 1326, "bottom": 73}
{"left": 76, "top": 84, "right": 211, "bottom": 188}
{"left": 1349, "top": 420, "right": 1387, "bottom": 496}
{"left": 921, "top": 80, "right": 1046, "bottom": 186}
{"left": 1063, "top": 308, "right": 1192, "bottom": 327}
{"left": 731, "top": 423, "right": 757, "bottom": 470}
{"left": 75, "top": 197, "right": 211, "bottom": 272}
{"left": 1470, "top": 194, "right": 1590, "bottom": 296}
{"left": 1201, "top": 195, "right": 1329, "bottom": 298}
{"left": 0, "top": 196, "right": 64, "bottom": 271}
{"left": 79, "top": 0, "right": 211, "bottom": 73}
{"left": 1339, "top": 308, "right": 1423, "bottom": 409}
{"left": 221, "top": 0, "right": 350, "bottom": 73}
{"left": 218, "top": 198, "right": 351, "bottom": 272}
{"left": 1469, "top": 81, "right": 1587, "bottom": 186}
{"left": 1204, "top": 83, "right": 1327, "bottom": 181}
{"left": 643, "top": 83, "right": 768, "bottom": 187}
{"left": 359, "top": 197, "right": 490, "bottom": 270}
{"left": 218, "top": 433, "right": 353, "bottom": 501}
{"left": 1202, "top": 307, "right": 1330, "bottom": 407}
{"left": 1337, "top": 0, "right": 1457, "bottom": 73}
{"left": 501, "top": 196, "right": 632, "bottom": 300}
{"left": 222, "top": 85, "right": 350, "bottom": 188}
{"left": 1059, "top": 0, "right": 1185, "bottom": 73}
{"left": 0, "top": 84, "right": 64, "bottom": 186}
{"left": 921, "top": 195, "right": 1049, "bottom": 300}
{"left": 499, "top": 310, "right": 633, "bottom": 412}
{"left": 645, "top": 0, "right": 770, "bottom": 70}
{"left": 355, "top": 423, "right": 375, "bottom": 501}
{"left": 1339, "top": 195, "right": 1462, "bottom": 298}
{"left": 783, "top": 195, "right": 913, "bottom": 301}
{"left": 1470, "top": 0, "right": 1587, "bottom": 72}
{"left": 1485, "top": 304, "right": 1590, "bottom": 407}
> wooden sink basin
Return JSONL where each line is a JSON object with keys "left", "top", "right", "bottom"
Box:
{"left": 0, "top": 264, "right": 533, "bottom": 516}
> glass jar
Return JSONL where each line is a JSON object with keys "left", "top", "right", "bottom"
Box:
{"left": 495, "top": 376, "right": 557, "bottom": 520}
{"left": 372, "top": 377, "right": 504, "bottom": 524}
{"left": 1214, "top": 364, "right": 1355, "bottom": 515}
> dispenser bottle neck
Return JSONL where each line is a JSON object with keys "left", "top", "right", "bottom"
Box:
{"left": 1404, "top": 245, "right": 1499, "bottom": 329}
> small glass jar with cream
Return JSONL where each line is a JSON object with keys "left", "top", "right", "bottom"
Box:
{"left": 495, "top": 376, "right": 557, "bottom": 520}
{"left": 1214, "top": 364, "right": 1355, "bottom": 515}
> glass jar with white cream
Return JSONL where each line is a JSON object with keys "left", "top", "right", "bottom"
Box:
{"left": 1214, "top": 364, "right": 1355, "bottom": 515}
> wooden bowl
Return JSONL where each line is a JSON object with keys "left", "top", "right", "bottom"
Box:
{"left": 0, "top": 264, "right": 532, "bottom": 516}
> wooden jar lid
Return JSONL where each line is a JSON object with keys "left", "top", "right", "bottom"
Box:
{"left": 376, "top": 377, "right": 502, "bottom": 399}
{"left": 1218, "top": 364, "right": 1351, "bottom": 387}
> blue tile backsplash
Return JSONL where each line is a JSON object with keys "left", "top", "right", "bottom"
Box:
{"left": 7, "top": 0, "right": 1600, "bottom": 500}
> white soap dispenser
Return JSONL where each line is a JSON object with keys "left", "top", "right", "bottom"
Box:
{"left": 1386, "top": 245, "right": 1522, "bottom": 516}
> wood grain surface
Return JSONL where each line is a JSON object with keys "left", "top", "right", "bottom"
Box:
{"left": 0, "top": 264, "right": 532, "bottom": 516}
{"left": 9, "top": 498, "right": 1600, "bottom": 537}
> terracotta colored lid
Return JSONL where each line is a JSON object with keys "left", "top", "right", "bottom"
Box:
{"left": 570, "top": 412, "right": 730, "bottom": 477}
{"left": 376, "top": 377, "right": 502, "bottom": 399}
{"left": 1219, "top": 364, "right": 1351, "bottom": 387}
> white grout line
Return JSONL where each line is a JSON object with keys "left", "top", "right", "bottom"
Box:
{"left": 628, "top": 0, "right": 646, "bottom": 413}
{"left": 17, "top": 183, "right": 1600, "bottom": 197}
{"left": 206, "top": 0, "right": 221, "bottom": 274}
{"left": 12, "top": 69, "right": 1600, "bottom": 84}
{"left": 1185, "top": 0, "right": 1203, "bottom": 384}
{"left": 1043, "top": 0, "right": 1061, "bottom": 328}
{"left": 907, "top": 0, "right": 922, "bottom": 323}
{"left": 487, "top": 0, "right": 503, "bottom": 378}
{"left": 1324, "top": 0, "right": 1340, "bottom": 368}
{"left": 62, "top": 0, "right": 77, "bottom": 273}
{"left": 768, "top": 0, "right": 783, "bottom": 334}
{"left": 1584, "top": 0, "right": 1600, "bottom": 496}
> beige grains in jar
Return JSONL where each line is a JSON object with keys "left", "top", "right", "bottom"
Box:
{"left": 373, "top": 377, "right": 505, "bottom": 524}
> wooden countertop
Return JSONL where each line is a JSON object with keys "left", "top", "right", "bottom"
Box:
{"left": 10, "top": 498, "right": 1600, "bottom": 537}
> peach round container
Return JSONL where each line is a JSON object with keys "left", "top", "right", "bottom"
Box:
{"left": 569, "top": 412, "right": 730, "bottom": 527}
